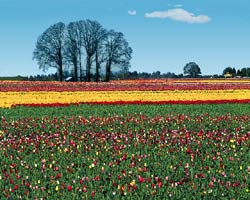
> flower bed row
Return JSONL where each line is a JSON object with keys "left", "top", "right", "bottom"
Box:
{"left": 1, "top": 79, "right": 250, "bottom": 92}
{"left": 1, "top": 90, "right": 250, "bottom": 108}
{"left": 10, "top": 99, "right": 250, "bottom": 108}
{"left": 0, "top": 113, "right": 250, "bottom": 199}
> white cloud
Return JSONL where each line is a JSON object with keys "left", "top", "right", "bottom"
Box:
{"left": 128, "top": 10, "right": 137, "bottom": 16}
{"left": 145, "top": 8, "right": 211, "bottom": 24}
{"left": 174, "top": 4, "right": 183, "bottom": 8}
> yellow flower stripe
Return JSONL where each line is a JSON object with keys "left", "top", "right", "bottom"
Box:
{"left": 1, "top": 90, "right": 250, "bottom": 108}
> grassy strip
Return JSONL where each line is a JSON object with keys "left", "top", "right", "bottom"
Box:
{"left": 1, "top": 104, "right": 250, "bottom": 120}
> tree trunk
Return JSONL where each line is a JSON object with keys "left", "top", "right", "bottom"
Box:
{"left": 58, "top": 64, "right": 63, "bottom": 82}
{"left": 73, "top": 61, "right": 78, "bottom": 82}
{"left": 105, "top": 61, "right": 111, "bottom": 82}
{"left": 95, "top": 52, "right": 99, "bottom": 82}
{"left": 79, "top": 49, "right": 82, "bottom": 81}
{"left": 58, "top": 48, "right": 63, "bottom": 81}
{"left": 86, "top": 55, "right": 91, "bottom": 82}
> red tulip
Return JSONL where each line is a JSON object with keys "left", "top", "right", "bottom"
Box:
{"left": 138, "top": 175, "right": 145, "bottom": 183}
{"left": 67, "top": 185, "right": 72, "bottom": 191}
{"left": 158, "top": 181, "right": 163, "bottom": 188}
{"left": 13, "top": 184, "right": 18, "bottom": 190}
{"left": 56, "top": 173, "right": 62, "bottom": 179}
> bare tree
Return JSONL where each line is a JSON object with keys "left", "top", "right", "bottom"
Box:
{"left": 33, "top": 20, "right": 133, "bottom": 82}
{"left": 79, "top": 20, "right": 106, "bottom": 82}
{"left": 64, "top": 22, "right": 83, "bottom": 81}
{"left": 104, "top": 30, "right": 132, "bottom": 82}
{"left": 94, "top": 30, "right": 107, "bottom": 82}
{"left": 33, "top": 22, "right": 66, "bottom": 81}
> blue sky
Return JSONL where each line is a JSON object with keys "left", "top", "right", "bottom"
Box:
{"left": 0, "top": 0, "right": 250, "bottom": 76}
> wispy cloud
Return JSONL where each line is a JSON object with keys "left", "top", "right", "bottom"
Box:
{"left": 145, "top": 8, "right": 211, "bottom": 24}
{"left": 174, "top": 4, "right": 183, "bottom": 8}
{"left": 128, "top": 10, "right": 137, "bottom": 16}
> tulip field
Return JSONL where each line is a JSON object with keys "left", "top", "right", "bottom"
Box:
{"left": 0, "top": 79, "right": 250, "bottom": 199}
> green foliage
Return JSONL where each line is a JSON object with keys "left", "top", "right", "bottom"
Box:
{"left": 1, "top": 104, "right": 250, "bottom": 120}
{"left": 223, "top": 67, "right": 235, "bottom": 76}
{"left": 1, "top": 104, "right": 250, "bottom": 199}
{"left": 223, "top": 67, "right": 250, "bottom": 77}
{"left": 238, "top": 68, "right": 250, "bottom": 77}
{"left": 183, "top": 62, "right": 201, "bottom": 78}
{"left": 0, "top": 76, "right": 29, "bottom": 81}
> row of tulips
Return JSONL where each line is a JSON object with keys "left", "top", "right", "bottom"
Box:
{"left": 0, "top": 112, "right": 250, "bottom": 199}
{"left": 1, "top": 90, "right": 250, "bottom": 108}
{"left": 1, "top": 79, "right": 250, "bottom": 92}
{"left": 10, "top": 99, "right": 250, "bottom": 108}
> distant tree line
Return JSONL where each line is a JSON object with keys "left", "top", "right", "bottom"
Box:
{"left": 33, "top": 20, "right": 132, "bottom": 82}
{"left": 223, "top": 66, "right": 250, "bottom": 77}
{"left": 124, "top": 71, "right": 178, "bottom": 79}
{"left": 126, "top": 62, "right": 202, "bottom": 79}
{"left": 5, "top": 60, "right": 250, "bottom": 81}
{"left": 13, "top": 64, "right": 249, "bottom": 81}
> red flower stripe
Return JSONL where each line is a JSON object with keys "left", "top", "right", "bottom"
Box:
{"left": 1, "top": 80, "right": 250, "bottom": 92}
{"left": 12, "top": 99, "right": 250, "bottom": 107}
